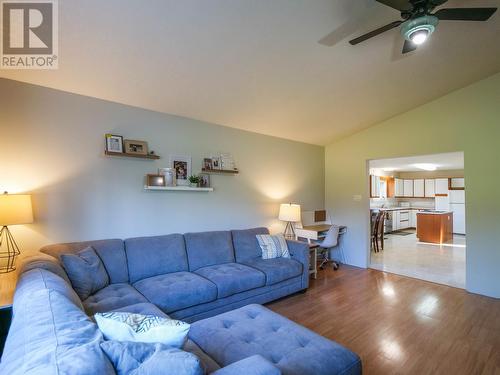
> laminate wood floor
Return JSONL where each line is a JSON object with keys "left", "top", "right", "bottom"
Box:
{"left": 266, "top": 266, "right": 500, "bottom": 375}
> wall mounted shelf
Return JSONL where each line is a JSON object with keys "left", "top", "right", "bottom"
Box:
{"left": 144, "top": 185, "right": 213, "bottom": 192}
{"left": 201, "top": 168, "right": 239, "bottom": 175}
{"left": 105, "top": 151, "right": 160, "bottom": 160}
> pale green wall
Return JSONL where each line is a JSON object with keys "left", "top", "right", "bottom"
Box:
{"left": 1, "top": 79, "right": 324, "bottom": 259}
{"left": 325, "top": 72, "right": 500, "bottom": 298}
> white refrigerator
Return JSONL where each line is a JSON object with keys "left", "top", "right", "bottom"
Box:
{"left": 449, "top": 190, "right": 466, "bottom": 235}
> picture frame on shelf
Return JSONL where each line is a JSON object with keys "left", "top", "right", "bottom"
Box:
{"left": 212, "top": 156, "right": 221, "bottom": 170}
{"left": 147, "top": 174, "right": 165, "bottom": 187}
{"left": 170, "top": 155, "right": 191, "bottom": 186}
{"left": 124, "top": 140, "right": 148, "bottom": 155}
{"left": 199, "top": 173, "right": 210, "bottom": 188}
{"left": 203, "top": 158, "right": 213, "bottom": 171}
{"left": 105, "top": 134, "right": 123, "bottom": 153}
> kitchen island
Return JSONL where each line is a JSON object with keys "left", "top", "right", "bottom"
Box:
{"left": 416, "top": 211, "right": 453, "bottom": 244}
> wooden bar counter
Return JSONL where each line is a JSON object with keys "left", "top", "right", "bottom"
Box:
{"left": 416, "top": 211, "right": 453, "bottom": 244}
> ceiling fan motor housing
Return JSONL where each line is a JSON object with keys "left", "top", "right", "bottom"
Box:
{"left": 401, "top": 15, "right": 439, "bottom": 42}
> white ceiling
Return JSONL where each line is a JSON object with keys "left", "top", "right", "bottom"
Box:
{"left": 1, "top": 0, "right": 499, "bottom": 145}
{"left": 369, "top": 151, "right": 464, "bottom": 171}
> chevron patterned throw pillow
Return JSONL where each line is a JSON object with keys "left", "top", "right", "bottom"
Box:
{"left": 95, "top": 312, "right": 190, "bottom": 348}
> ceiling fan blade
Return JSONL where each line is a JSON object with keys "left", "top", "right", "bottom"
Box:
{"left": 376, "top": 0, "right": 412, "bottom": 12}
{"left": 349, "top": 20, "right": 403, "bottom": 45}
{"left": 402, "top": 39, "right": 417, "bottom": 54}
{"left": 434, "top": 7, "right": 497, "bottom": 21}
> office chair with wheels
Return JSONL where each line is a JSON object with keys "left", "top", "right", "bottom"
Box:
{"left": 318, "top": 225, "right": 344, "bottom": 271}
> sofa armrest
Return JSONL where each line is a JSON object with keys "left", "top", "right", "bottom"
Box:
{"left": 286, "top": 240, "right": 310, "bottom": 290}
{"left": 211, "top": 355, "right": 281, "bottom": 375}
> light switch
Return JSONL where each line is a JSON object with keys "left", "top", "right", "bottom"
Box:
{"left": 353, "top": 195, "right": 362, "bottom": 202}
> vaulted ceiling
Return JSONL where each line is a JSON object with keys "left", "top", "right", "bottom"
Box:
{"left": 2, "top": 0, "right": 499, "bottom": 145}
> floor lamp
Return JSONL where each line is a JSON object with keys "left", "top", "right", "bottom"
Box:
{"left": 0, "top": 192, "right": 33, "bottom": 273}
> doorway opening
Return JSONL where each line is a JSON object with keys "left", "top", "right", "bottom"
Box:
{"left": 368, "top": 152, "right": 466, "bottom": 288}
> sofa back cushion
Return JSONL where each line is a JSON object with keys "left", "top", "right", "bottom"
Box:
{"left": 125, "top": 234, "right": 188, "bottom": 283}
{"left": 41, "top": 238, "right": 129, "bottom": 283}
{"left": 0, "top": 269, "right": 114, "bottom": 375}
{"left": 184, "top": 231, "right": 235, "bottom": 271}
{"left": 231, "top": 227, "right": 270, "bottom": 262}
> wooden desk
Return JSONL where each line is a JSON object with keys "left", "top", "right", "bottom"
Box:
{"left": 295, "top": 224, "right": 332, "bottom": 242}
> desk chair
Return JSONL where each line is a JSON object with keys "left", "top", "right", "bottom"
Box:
{"left": 318, "top": 225, "right": 346, "bottom": 271}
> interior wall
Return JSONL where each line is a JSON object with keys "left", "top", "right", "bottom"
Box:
{"left": 0, "top": 78, "right": 325, "bottom": 259}
{"left": 325, "top": 72, "right": 500, "bottom": 298}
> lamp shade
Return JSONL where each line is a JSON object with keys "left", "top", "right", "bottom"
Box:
{"left": 0, "top": 194, "right": 33, "bottom": 226}
{"left": 278, "top": 203, "right": 301, "bottom": 222}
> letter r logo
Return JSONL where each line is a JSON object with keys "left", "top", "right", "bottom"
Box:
{"left": 2, "top": 1, "right": 53, "bottom": 54}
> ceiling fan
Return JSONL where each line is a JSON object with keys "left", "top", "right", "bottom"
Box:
{"left": 345, "top": 0, "right": 497, "bottom": 54}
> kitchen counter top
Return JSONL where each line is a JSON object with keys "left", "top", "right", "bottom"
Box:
{"left": 416, "top": 210, "right": 453, "bottom": 215}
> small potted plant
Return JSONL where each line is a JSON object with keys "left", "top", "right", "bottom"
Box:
{"left": 188, "top": 175, "right": 200, "bottom": 188}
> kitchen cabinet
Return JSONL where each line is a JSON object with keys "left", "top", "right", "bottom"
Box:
{"left": 413, "top": 179, "right": 425, "bottom": 197}
{"left": 450, "top": 178, "right": 465, "bottom": 189}
{"left": 399, "top": 211, "right": 410, "bottom": 229}
{"left": 395, "top": 178, "right": 404, "bottom": 197}
{"left": 403, "top": 180, "right": 413, "bottom": 197}
{"left": 435, "top": 178, "right": 449, "bottom": 195}
{"left": 370, "top": 175, "right": 380, "bottom": 198}
{"left": 410, "top": 210, "right": 418, "bottom": 228}
{"left": 392, "top": 211, "right": 400, "bottom": 231}
{"left": 424, "top": 179, "right": 435, "bottom": 197}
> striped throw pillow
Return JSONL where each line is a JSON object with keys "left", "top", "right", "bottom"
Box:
{"left": 256, "top": 234, "right": 290, "bottom": 259}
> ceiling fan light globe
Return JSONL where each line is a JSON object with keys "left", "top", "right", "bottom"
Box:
{"left": 401, "top": 15, "right": 438, "bottom": 44}
{"left": 410, "top": 30, "right": 429, "bottom": 45}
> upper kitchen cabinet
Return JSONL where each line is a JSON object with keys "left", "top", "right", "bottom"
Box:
{"left": 403, "top": 179, "right": 414, "bottom": 197}
{"left": 435, "top": 178, "right": 449, "bottom": 195}
{"left": 370, "top": 175, "right": 380, "bottom": 198}
{"left": 413, "top": 179, "right": 425, "bottom": 197}
{"left": 425, "top": 179, "right": 435, "bottom": 197}
{"left": 449, "top": 177, "right": 465, "bottom": 190}
{"left": 395, "top": 178, "right": 404, "bottom": 197}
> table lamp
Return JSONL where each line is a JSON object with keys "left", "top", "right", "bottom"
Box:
{"left": 0, "top": 192, "right": 33, "bottom": 273}
{"left": 279, "top": 203, "right": 301, "bottom": 240}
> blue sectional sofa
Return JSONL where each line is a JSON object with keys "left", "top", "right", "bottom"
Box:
{"left": 0, "top": 228, "right": 361, "bottom": 374}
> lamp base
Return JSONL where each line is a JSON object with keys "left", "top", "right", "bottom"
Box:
{"left": 283, "top": 221, "right": 296, "bottom": 240}
{"left": 0, "top": 226, "right": 20, "bottom": 274}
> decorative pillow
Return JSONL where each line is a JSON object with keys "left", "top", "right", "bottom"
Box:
{"left": 61, "top": 246, "right": 109, "bottom": 300}
{"left": 100, "top": 341, "right": 204, "bottom": 375}
{"left": 256, "top": 234, "right": 290, "bottom": 259}
{"left": 95, "top": 312, "right": 190, "bottom": 348}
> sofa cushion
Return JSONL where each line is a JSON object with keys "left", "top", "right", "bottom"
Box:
{"left": 83, "top": 283, "right": 148, "bottom": 315}
{"left": 185, "top": 231, "right": 235, "bottom": 271}
{"left": 189, "top": 304, "right": 362, "bottom": 375}
{"left": 125, "top": 234, "right": 188, "bottom": 283}
{"left": 212, "top": 355, "right": 281, "bottom": 375}
{"left": 0, "top": 288, "right": 114, "bottom": 375}
{"left": 41, "top": 239, "right": 129, "bottom": 283}
{"left": 101, "top": 341, "right": 203, "bottom": 375}
{"left": 133, "top": 272, "right": 217, "bottom": 313}
{"left": 112, "top": 302, "right": 168, "bottom": 317}
{"left": 61, "top": 246, "right": 110, "bottom": 300}
{"left": 232, "top": 227, "right": 270, "bottom": 262}
{"left": 242, "top": 258, "right": 303, "bottom": 286}
{"left": 95, "top": 311, "right": 190, "bottom": 348}
{"left": 195, "top": 263, "right": 266, "bottom": 298}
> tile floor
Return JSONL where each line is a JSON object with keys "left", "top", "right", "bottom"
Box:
{"left": 370, "top": 230, "right": 466, "bottom": 289}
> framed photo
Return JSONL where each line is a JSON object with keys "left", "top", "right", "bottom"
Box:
{"left": 105, "top": 134, "right": 123, "bottom": 153}
{"left": 170, "top": 155, "right": 191, "bottom": 185}
{"left": 203, "top": 158, "right": 213, "bottom": 171}
{"left": 147, "top": 174, "right": 165, "bottom": 187}
{"left": 212, "top": 156, "right": 221, "bottom": 170}
{"left": 199, "top": 173, "right": 210, "bottom": 188}
{"left": 124, "top": 140, "right": 148, "bottom": 155}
